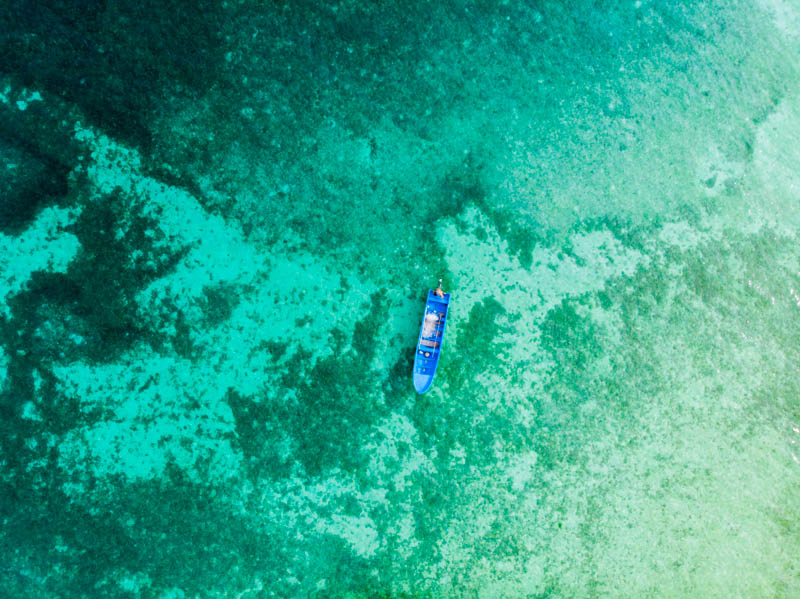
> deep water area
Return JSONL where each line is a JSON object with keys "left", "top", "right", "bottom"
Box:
{"left": 2, "top": 1, "right": 800, "bottom": 597}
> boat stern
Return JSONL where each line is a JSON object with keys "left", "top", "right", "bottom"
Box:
{"left": 413, "top": 371, "right": 434, "bottom": 394}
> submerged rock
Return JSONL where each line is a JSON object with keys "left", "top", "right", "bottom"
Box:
{"left": 0, "top": 137, "right": 66, "bottom": 234}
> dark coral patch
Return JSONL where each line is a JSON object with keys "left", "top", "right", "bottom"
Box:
{"left": 0, "top": 0, "right": 226, "bottom": 148}
{"left": 1, "top": 187, "right": 190, "bottom": 393}
{"left": 0, "top": 137, "right": 70, "bottom": 234}
{"left": 539, "top": 298, "right": 600, "bottom": 371}
{"left": 227, "top": 295, "right": 397, "bottom": 481}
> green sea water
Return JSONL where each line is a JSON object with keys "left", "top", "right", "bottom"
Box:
{"left": 2, "top": 1, "right": 800, "bottom": 597}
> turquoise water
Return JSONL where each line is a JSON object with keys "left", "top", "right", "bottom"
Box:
{"left": 2, "top": 1, "right": 800, "bottom": 597}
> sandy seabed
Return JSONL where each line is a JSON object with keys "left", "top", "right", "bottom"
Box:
{"left": 2, "top": 1, "right": 800, "bottom": 597}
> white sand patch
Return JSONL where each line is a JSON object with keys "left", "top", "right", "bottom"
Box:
{"left": 113, "top": 570, "right": 152, "bottom": 594}
{"left": 74, "top": 127, "right": 143, "bottom": 191}
{"left": 21, "top": 401, "right": 42, "bottom": 422}
{"left": 75, "top": 125, "right": 378, "bottom": 366}
{"left": 440, "top": 205, "right": 645, "bottom": 327}
{"left": 198, "top": 247, "right": 376, "bottom": 397}
{"left": 0, "top": 206, "right": 80, "bottom": 317}
{"left": 750, "top": 93, "right": 800, "bottom": 236}
{"left": 387, "top": 509, "right": 419, "bottom": 560}
{"left": 53, "top": 127, "right": 389, "bottom": 483}
{"left": 319, "top": 514, "right": 380, "bottom": 558}
{"left": 657, "top": 221, "right": 707, "bottom": 250}
{"left": 427, "top": 478, "right": 511, "bottom": 593}
{"left": 257, "top": 469, "right": 391, "bottom": 560}
{"left": 590, "top": 359, "right": 798, "bottom": 597}
{"left": 0, "top": 79, "right": 43, "bottom": 109}
{"left": 55, "top": 350, "right": 240, "bottom": 483}
{"left": 505, "top": 451, "right": 539, "bottom": 492}
{"left": 39, "top": 128, "right": 437, "bottom": 578}
{"left": 437, "top": 204, "right": 647, "bottom": 393}
{"left": 421, "top": 185, "right": 800, "bottom": 595}
{"left": 426, "top": 243, "right": 800, "bottom": 597}
{"left": 365, "top": 412, "right": 435, "bottom": 492}
{"left": 694, "top": 142, "right": 746, "bottom": 198}
{"left": 757, "top": 0, "right": 800, "bottom": 38}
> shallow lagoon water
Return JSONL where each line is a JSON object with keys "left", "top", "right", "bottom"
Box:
{"left": 1, "top": 1, "right": 800, "bottom": 597}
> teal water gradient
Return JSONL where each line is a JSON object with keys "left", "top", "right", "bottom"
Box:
{"left": 1, "top": 1, "right": 800, "bottom": 597}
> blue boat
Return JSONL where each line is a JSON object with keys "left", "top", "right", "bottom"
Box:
{"left": 413, "top": 280, "right": 451, "bottom": 394}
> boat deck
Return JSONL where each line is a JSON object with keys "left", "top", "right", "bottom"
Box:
{"left": 413, "top": 292, "right": 450, "bottom": 393}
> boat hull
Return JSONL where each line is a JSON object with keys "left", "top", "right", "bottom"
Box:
{"left": 412, "top": 290, "right": 450, "bottom": 393}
